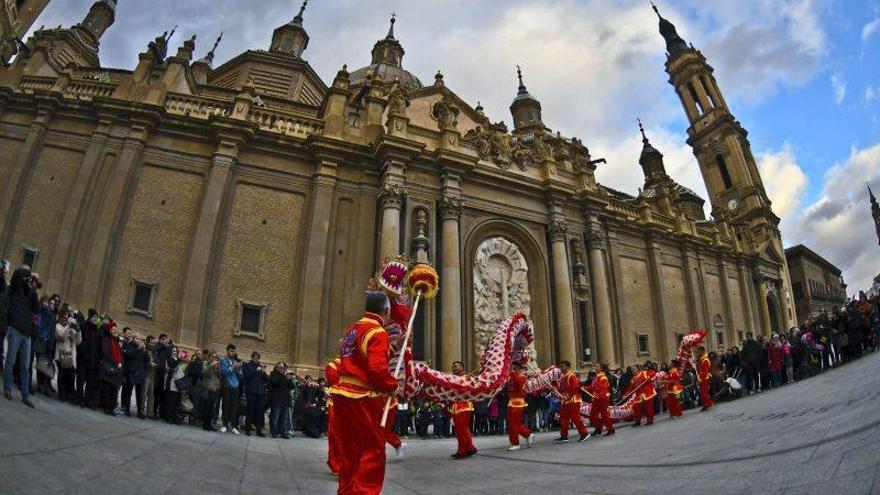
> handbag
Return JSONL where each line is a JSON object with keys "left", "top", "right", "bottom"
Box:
{"left": 36, "top": 355, "right": 56, "bottom": 379}
{"left": 180, "top": 395, "right": 194, "bottom": 413}
{"left": 174, "top": 376, "right": 192, "bottom": 391}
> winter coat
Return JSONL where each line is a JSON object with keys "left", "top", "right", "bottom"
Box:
{"left": 166, "top": 357, "right": 185, "bottom": 392}
{"left": 242, "top": 361, "right": 268, "bottom": 395}
{"left": 768, "top": 344, "right": 785, "bottom": 373}
{"left": 122, "top": 340, "right": 150, "bottom": 385}
{"left": 33, "top": 304, "right": 55, "bottom": 356}
{"left": 200, "top": 363, "right": 221, "bottom": 393}
{"left": 78, "top": 319, "right": 102, "bottom": 369}
{"left": 6, "top": 268, "right": 38, "bottom": 337}
{"left": 100, "top": 332, "right": 123, "bottom": 386}
{"left": 740, "top": 339, "right": 762, "bottom": 366}
{"left": 268, "top": 370, "right": 293, "bottom": 407}
{"left": 55, "top": 322, "right": 82, "bottom": 369}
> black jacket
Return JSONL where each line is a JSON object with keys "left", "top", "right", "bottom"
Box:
{"left": 741, "top": 339, "right": 763, "bottom": 366}
{"left": 77, "top": 319, "right": 102, "bottom": 369}
{"left": 242, "top": 361, "right": 268, "bottom": 395}
{"left": 6, "top": 268, "right": 38, "bottom": 337}
{"left": 269, "top": 370, "right": 293, "bottom": 407}
{"left": 122, "top": 340, "right": 150, "bottom": 385}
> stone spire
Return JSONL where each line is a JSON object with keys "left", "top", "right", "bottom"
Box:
{"left": 370, "top": 12, "right": 405, "bottom": 67}
{"left": 510, "top": 65, "right": 544, "bottom": 132}
{"left": 77, "top": 0, "right": 117, "bottom": 45}
{"left": 637, "top": 118, "right": 666, "bottom": 184}
{"left": 651, "top": 2, "right": 688, "bottom": 57}
{"left": 870, "top": 184, "right": 880, "bottom": 248}
{"left": 192, "top": 32, "right": 222, "bottom": 85}
{"left": 196, "top": 32, "right": 223, "bottom": 67}
{"left": 270, "top": 0, "right": 310, "bottom": 58}
{"left": 387, "top": 11, "right": 397, "bottom": 39}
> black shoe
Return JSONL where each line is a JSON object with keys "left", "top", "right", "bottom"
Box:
{"left": 256, "top": 432, "right": 266, "bottom": 438}
{"left": 632, "top": 422, "right": 641, "bottom": 427}
{"left": 137, "top": 413, "right": 147, "bottom": 419}
{"left": 700, "top": 406, "right": 710, "bottom": 412}
{"left": 554, "top": 437, "right": 569, "bottom": 443}
{"left": 466, "top": 449, "right": 477, "bottom": 457}
{"left": 578, "top": 433, "right": 591, "bottom": 442}
{"left": 22, "top": 398, "right": 35, "bottom": 409}
{"left": 646, "top": 422, "right": 653, "bottom": 426}
{"left": 604, "top": 430, "right": 615, "bottom": 436}
{"left": 125, "top": 410, "right": 132, "bottom": 417}
{"left": 450, "top": 453, "right": 466, "bottom": 459}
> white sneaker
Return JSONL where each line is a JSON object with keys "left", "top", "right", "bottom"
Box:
{"left": 219, "top": 426, "right": 227, "bottom": 433}
{"left": 396, "top": 443, "right": 407, "bottom": 460}
{"left": 231, "top": 428, "right": 240, "bottom": 435}
{"left": 507, "top": 445, "right": 521, "bottom": 451}
{"left": 527, "top": 434, "right": 536, "bottom": 448}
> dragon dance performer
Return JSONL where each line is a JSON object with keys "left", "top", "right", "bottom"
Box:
{"left": 325, "top": 357, "right": 342, "bottom": 475}
{"left": 696, "top": 347, "right": 714, "bottom": 411}
{"left": 328, "top": 291, "right": 399, "bottom": 495}
{"left": 585, "top": 364, "right": 615, "bottom": 436}
{"left": 555, "top": 360, "right": 590, "bottom": 443}
{"left": 505, "top": 362, "right": 535, "bottom": 451}
{"left": 450, "top": 361, "right": 478, "bottom": 459}
{"left": 665, "top": 360, "right": 684, "bottom": 419}
{"left": 370, "top": 256, "right": 412, "bottom": 461}
{"left": 630, "top": 362, "right": 657, "bottom": 426}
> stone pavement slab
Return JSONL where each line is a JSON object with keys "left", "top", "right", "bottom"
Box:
{"left": 2, "top": 351, "right": 880, "bottom": 494}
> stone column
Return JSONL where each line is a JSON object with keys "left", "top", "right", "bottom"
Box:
{"left": 439, "top": 194, "right": 463, "bottom": 368}
{"left": 78, "top": 119, "right": 152, "bottom": 309}
{"left": 587, "top": 220, "right": 615, "bottom": 366}
{"left": 178, "top": 134, "right": 243, "bottom": 347}
{"left": 295, "top": 159, "right": 339, "bottom": 369}
{"left": 691, "top": 76, "right": 714, "bottom": 111}
{"left": 756, "top": 277, "right": 772, "bottom": 337}
{"left": 378, "top": 183, "right": 406, "bottom": 258}
{"left": 676, "top": 85, "right": 700, "bottom": 121}
{"left": 549, "top": 218, "right": 578, "bottom": 366}
{"left": 0, "top": 100, "right": 55, "bottom": 257}
{"left": 45, "top": 117, "right": 112, "bottom": 295}
{"left": 646, "top": 236, "right": 669, "bottom": 362}
{"left": 717, "top": 255, "right": 735, "bottom": 345}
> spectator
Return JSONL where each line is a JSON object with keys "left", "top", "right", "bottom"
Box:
{"left": 199, "top": 350, "right": 221, "bottom": 432}
{"left": 768, "top": 334, "right": 785, "bottom": 388}
{"left": 269, "top": 362, "right": 294, "bottom": 439}
{"left": 740, "top": 332, "right": 761, "bottom": 394}
{"left": 0, "top": 259, "right": 9, "bottom": 372}
{"left": 54, "top": 310, "right": 81, "bottom": 403}
{"left": 3, "top": 266, "right": 40, "bottom": 407}
{"left": 219, "top": 344, "right": 242, "bottom": 434}
{"left": 99, "top": 320, "right": 123, "bottom": 415}
{"left": 33, "top": 295, "right": 56, "bottom": 396}
{"left": 143, "top": 335, "right": 157, "bottom": 418}
{"left": 151, "top": 333, "right": 170, "bottom": 419}
{"left": 121, "top": 330, "right": 150, "bottom": 418}
{"left": 77, "top": 309, "right": 102, "bottom": 408}
{"left": 242, "top": 351, "right": 268, "bottom": 437}
{"left": 164, "top": 346, "right": 185, "bottom": 424}
{"left": 395, "top": 399, "right": 410, "bottom": 439}
{"left": 186, "top": 350, "right": 205, "bottom": 426}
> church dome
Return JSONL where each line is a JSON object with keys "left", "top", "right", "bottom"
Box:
{"left": 349, "top": 15, "right": 422, "bottom": 91}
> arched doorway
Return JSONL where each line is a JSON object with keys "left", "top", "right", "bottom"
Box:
{"left": 766, "top": 295, "right": 781, "bottom": 335}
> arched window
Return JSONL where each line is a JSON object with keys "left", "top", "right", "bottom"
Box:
{"left": 687, "top": 82, "right": 704, "bottom": 114}
{"left": 716, "top": 154, "right": 733, "bottom": 189}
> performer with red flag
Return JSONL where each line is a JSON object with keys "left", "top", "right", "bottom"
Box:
{"left": 665, "top": 359, "right": 684, "bottom": 418}
{"left": 325, "top": 357, "right": 341, "bottom": 475}
{"left": 630, "top": 362, "right": 657, "bottom": 426}
{"left": 555, "top": 360, "right": 590, "bottom": 443}
{"left": 505, "top": 361, "right": 534, "bottom": 451}
{"left": 697, "top": 346, "right": 714, "bottom": 411}
{"left": 450, "top": 360, "right": 478, "bottom": 459}
{"left": 328, "top": 291, "right": 399, "bottom": 495}
{"left": 585, "top": 363, "right": 615, "bottom": 436}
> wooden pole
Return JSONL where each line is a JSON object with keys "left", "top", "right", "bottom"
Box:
{"left": 380, "top": 290, "right": 422, "bottom": 428}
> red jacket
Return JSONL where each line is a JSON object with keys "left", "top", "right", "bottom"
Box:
{"left": 667, "top": 367, "right": 683, "bottom": 395}
{"left": 325, "top": 358, "right": 341, "bottom": 387}
{"left": 768, "top": 344, "right": 785, "bottom": 372}
{"left": 558, "top": 370, "right": 582, "bottom": 404}
{"left": 584, "top": 371, "right": 610, "bottom": 401}
{"left": 697, "top": 355, "right": 712, "bottom": 383}
{"left": 507, "top": 371, "right": 528, "bottom": 408}
{"left": 634, "top": 369, "right": 657, "bottom": 400}
{"left": 329, "top": 313, "right": 397, "bottom": 399}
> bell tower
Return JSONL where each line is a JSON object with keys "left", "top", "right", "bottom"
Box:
{"left": 654, "top": 2, "right": 795, "bottom": 330}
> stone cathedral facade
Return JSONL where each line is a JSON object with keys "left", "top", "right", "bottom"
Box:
{"left": 0, "top": 1, "right": 796, "bottom": 372}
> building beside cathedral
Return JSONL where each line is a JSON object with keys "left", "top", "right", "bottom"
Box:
{"left": 784, "top": 244, "right": 846, "bottom": 324}
{"left": 0, "top": 1, "right": 796, "bottom": 372}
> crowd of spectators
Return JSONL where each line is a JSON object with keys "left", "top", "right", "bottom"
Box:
{"left": 1, "top": 259, "right": 878, "bottom": 440}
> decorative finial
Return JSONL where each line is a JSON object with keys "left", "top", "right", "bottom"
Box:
{"left": 205, "top": 31, "right": 222, "bottom": 62}
{"left": 516, "top": 64, "right": 524, "bottom": 87}
{"left": 387, "top": 11, "right": 397, "bottom": 39}
{"left": 638, "top": 117, "right": 648, "bottom": 143}
{"left": 651, "top": 1, "right": 661, "bottom": 17}
{"left": 167, "top": 25, "right": 178, "bottom": 41}
{"left": 295, "top": 0, "right": 308, "bottom": 21}
{"left": 869, "top": 183, "right": 877, "bottom": 204}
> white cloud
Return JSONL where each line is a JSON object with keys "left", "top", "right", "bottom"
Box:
{"left": 758, "top": 143, "right": 809, "bottom": 229}
{"left": 831, "top": 72, "right": 847, "bottom": 106}
{"left": 867, "top": 85, "right": 877, "bottom": 103}
{"left": 863, "top": 18, "right": 880, "bottom": 43}
{"left": 785, "top": 144, "right": 880, "bottom": 296}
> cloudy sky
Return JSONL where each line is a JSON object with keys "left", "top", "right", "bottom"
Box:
{"left": 30, "top": 0, "right": 880, "bottom": 295}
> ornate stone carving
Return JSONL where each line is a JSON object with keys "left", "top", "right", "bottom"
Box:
{"left": 473, "top": 237, "right": 535, "bottom": 364}
{"left": 530, "top": 133, "right": 553, "bottom": 163}
{"left": 432, "top": 96, "right": 459, "bottom": 131}
{"left": 439, "top": 195, "right": 463, "bottom": 219}
{"left": 410, "top": 207, "right": 431, "bottom": 260}
{"left": 386, "top": 80, "right": 409, "bottom": 117}
{"left": 571, "top": 240, "right": 587, "bottom": 277}
{"left": 586, "top": 221, "right": 607, "bottom": 250}
{"left": 552, "top": 132, "right": 571, "bottom": 162}
{"left": 548, "top": 218, "right": 568, "bottom": 242}
{"left": 379, "top": 183, "right": 407, "bottom": 209}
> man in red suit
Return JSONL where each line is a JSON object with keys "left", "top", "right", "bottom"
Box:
{"left": 450, "top": 361, "right": 477, "bottom": 459}
{"left": 630, "top": 362, "right": 657, "bottom": 426}
{"left": 383, "top": 297, "right": 411, "bottom": 460}
{"left": 328, "top": 291, "right": 399, "bottom": 495}
{"left": 697, "top": 346, "right": 714, "bottom": 411}
{"left": 585, "top": 364, "right": 615, "bottom": 436}
{"left": 505, "top": 362, "right": 534, "bottom": 451}
{"left": 555, "top": 360, "right": 590, "bottom": 443}
{"left": 325, "top": 358, "right": 341, "bottom": 475}
{"left": 665, "top": 359, "right": 683, "bottom": 418}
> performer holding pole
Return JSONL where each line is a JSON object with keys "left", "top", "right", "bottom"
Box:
{"left": 665, "top": 359, "right": 684, "bottom": 419}
{"left": 585, "top": 364, "right": 615, "bottom": 436}
{"left": 450, "top": 360, "right": 478, "bottom": 459}
{"left": 630, "top": 362, "right": 657, "bottom": 426}
{"left": 696, "top": 346, "right": 714, "bottom": 411}
{"left": 555, "top": 360, "right": 590, "bottom": 443}
{"left": 328, "top": 291, "right": 399, "bottom": 495}
{"left": 505, "top": 361, "right": 535, "bottom": 451}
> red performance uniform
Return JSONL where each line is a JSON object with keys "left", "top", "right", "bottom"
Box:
{"left": 384, "top": 299, "right": 412, "bottom": 450}
{"left": 665, "top": 367, "right": 683, "bottom": 418}
{"left": 630, "top": 369, "right": 657, "bottom": 425}
{"left": 558, "top": 370, "right": 587, "bottom": 439}
{"left": 451, "top": 392, "right": 477, "bottom": 457}
{"left": 697, "top": 355, "right": 714, "bottom": 409}
{"left": 325, "top": 358, "right": 342, "bottom": 475}
{"left": 584, "top": 371, "right": 614, "bottom": 434}
{"left": 506, "top": 371, "right": 532, "bottom": 446}
{"left": 328, "top": 313, "right": 398, "bottom": 495}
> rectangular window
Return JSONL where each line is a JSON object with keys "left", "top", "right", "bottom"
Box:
{"left": 21, "top": 245, "right": 38, "bottom": 269}
{"left": 792, "top": 282, "right": 804, "bottom": 301}
{"left": 716, "top": 331, "right": 725, "bottom": 347}
{"left": 636, "top": 333, "right": 649, "bottom": 356}
{"left": 128, "top": 280, "right": 156, "bottom": 318}
{"left": 235, "top": 300, "right": 267, "bottom": 340}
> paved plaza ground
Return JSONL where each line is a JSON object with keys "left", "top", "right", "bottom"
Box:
{"left": 1, "top": 352, "right": 879, "bottom": 495}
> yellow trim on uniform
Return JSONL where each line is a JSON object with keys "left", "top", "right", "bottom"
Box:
{"left": 452, "top": 402, "right": 474, "bottom": 414}
{"left": 508, "top": 398, "right": 526, "bottom": 408}
{"left": 360, "top": 327, "right": 385, "bottom": 356}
